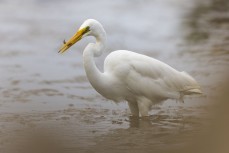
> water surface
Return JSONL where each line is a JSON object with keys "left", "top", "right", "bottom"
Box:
{"left": 0, "top": 0, "right": 228, "bottom": 152}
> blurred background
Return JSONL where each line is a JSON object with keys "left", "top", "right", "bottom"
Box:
{"left": 0, "top": 0, "right": 228, "bottom": 153}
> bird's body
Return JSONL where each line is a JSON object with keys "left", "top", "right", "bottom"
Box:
{"left": 59, "top": 19, "right": 202, "bottom": 117}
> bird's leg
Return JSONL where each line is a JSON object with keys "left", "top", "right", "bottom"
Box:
{"left": 137, "top": 102, "right": 149, "bottom": 117}
{"left": 137, "top": 98, "right": 152, "bottom": 117}
{"left": 127, "top": 101, "right": 139, "bottom": 117}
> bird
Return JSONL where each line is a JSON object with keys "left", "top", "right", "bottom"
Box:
{"left": 59, "top": 19, "right": 202, "bottom": 117}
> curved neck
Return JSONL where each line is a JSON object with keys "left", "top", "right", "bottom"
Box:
{"left": 92, "top": 27, "right": 106, "bottom": 57}
{"left": 83, "top": 30, "right": 107, "bottom": 92}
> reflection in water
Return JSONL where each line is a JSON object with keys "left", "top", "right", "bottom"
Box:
{"left": 128, "top": 115, "right": 183, "bottom": 129}
{"left": 129, "top": 117, "right": 152, "bottom": 128}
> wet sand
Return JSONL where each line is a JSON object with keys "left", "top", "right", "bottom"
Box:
{"left": 0, "top": 0, "right": 228, "bottom": 152}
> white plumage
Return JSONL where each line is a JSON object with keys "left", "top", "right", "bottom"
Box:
{"left": 59, "top": 19, "right": 202, "bottom": 117}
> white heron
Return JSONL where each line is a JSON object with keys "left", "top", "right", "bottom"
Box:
{"left": 59, "top": 19, "right": 202, "bottom": 117}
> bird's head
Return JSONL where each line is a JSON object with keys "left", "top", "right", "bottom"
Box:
{"left": 59, "top": 19, "right": 104, "bottom": 54}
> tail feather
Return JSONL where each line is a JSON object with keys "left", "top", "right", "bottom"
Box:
{"left": 185, "top": 88, "right": 203, "bottom": 95}
{"left": 176, "top": 71, "right": 202, "bottom": 102}
{"left": 179, "top": 71, "right": 202, "bottom": 95}
{"left": 165, "top": 71, "right": 202, "bottom": 103}
{"left": 177, "top": 88, "right": 202, "bottom": 103}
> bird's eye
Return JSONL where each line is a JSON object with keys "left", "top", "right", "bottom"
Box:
{"left": 82, "top": 26, "right": 90, "bottom": 35}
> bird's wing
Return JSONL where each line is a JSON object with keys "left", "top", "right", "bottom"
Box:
{"left": 105, "top": 50, "right": 201, "bottom": 101}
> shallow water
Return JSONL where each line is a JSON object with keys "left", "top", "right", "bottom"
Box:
{"left": 0, "top": 0, "right": 228, "bottom": 152}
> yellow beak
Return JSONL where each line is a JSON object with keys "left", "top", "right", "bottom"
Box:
{"left": 58, "top": 26, "right": 90, "bottom": 54}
